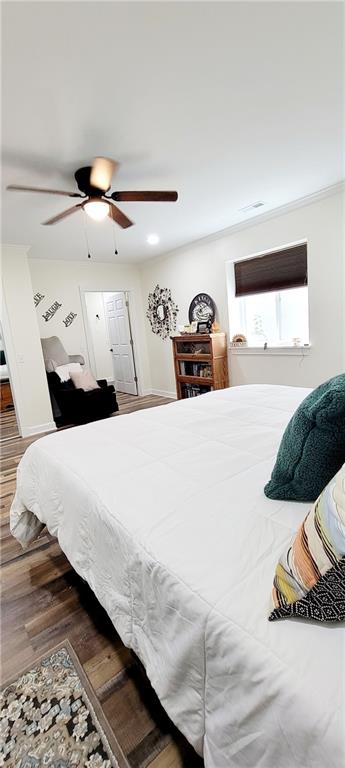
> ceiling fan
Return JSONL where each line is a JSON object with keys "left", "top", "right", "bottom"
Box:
{"left": 6, "top": 157, "right": 178, "bottom": 229}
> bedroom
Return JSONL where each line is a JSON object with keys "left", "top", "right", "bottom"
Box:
{"left": 1, "top": 2, "right": 344, "bottom": 767}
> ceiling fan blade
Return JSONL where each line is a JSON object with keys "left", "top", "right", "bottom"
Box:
{"left": 90, "top": 157, "right": 119, "bottom": 192}
{"left": 108, "top": 202, "right": 134, "bottom": 229}
{"left": 7, "top": 184, "right": 83, "bottom": 197}
{"left": 111, "top": 190, "right": 178, "bottom": 202}
{"left": 42, "top": 203, "right": 84, "bottom": 225}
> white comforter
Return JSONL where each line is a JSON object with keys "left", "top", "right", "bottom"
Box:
{"left": 11, "top": 385, "right": 345, "bottom": 768}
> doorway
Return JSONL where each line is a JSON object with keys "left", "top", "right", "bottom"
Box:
{"left": 83, "top": 291, "right": 138, "bottom": 396}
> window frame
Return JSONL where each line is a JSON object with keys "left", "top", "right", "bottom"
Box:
{"left": 226, "top": 240, "right": 311, "bottom": 355}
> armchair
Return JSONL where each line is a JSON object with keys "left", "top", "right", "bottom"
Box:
{"left": 41, "top": 336, "right": 85, "bottom": 372}
{"left": 46, "top": 371, "right": 118, "bottom": 426}
{"left": 41, "top": 336, "right": 118, "bottom": 426}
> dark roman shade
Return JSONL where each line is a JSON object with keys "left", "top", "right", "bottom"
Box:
{"left": 234, "top": 243, "right": 307, "bottom": 298}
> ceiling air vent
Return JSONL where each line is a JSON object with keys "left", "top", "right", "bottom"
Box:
{"left": 238, "top": 201, "right": 265, "bottom": 213}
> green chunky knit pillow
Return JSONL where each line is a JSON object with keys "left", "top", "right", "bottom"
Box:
{"left": 265, "top": 374, "right": 345, "bottom": 502}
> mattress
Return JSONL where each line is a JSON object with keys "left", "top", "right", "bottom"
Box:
{"left": 10, "top": 385, "right": 345, "bottom": 768}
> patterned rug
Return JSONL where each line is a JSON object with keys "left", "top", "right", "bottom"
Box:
{"left": 0, "top": 640, "right": 129, "bottom": 768}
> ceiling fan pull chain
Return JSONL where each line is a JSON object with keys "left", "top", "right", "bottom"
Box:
{"left": 112, "top": 221, "right": 119, "bottom": 256}
{"left": 82, "top": 209, "right": 92, "bottom": 260}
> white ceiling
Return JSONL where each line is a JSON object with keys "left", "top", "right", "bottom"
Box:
{"left": 2, "top": 1, "right": 343, "bottom": 263}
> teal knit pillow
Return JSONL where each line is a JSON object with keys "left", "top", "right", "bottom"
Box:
{"left": 264, "top": 374, "right": 345, "bottom": 502}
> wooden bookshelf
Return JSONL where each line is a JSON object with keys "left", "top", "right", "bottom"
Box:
{"left": 171, "top": 333, "right": 229, "bottom": 399}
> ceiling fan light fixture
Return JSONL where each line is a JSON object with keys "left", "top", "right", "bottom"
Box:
{"left": 84, "top": 200, "right": 109, "bottom": 221}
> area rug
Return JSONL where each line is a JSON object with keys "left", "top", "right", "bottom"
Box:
{"left": 0, "top": 640, "right": 129, "bottom": 767}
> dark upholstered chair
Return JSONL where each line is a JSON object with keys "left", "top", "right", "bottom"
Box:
{"left": 41, "top": 336, "right": 118, "bottom": 426}
{"left": 46, "top": 372, "right": 118, "bottom": 427}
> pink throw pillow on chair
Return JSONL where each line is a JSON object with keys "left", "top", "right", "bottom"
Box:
{"left": 70, "top": 368, "right": 100, "bottom": 392}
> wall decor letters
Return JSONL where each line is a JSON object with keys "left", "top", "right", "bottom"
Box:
{"left": 63, "top": 312, "right": 77, "bottom": 328}
{"left": 34, "top": 292, "right": 45, "bottom": 307}
{"left": 42, "top": 301, "right": 62, "bottom": 322}
{"left": 147, "top": 284, "right": 179, "bottom": 341}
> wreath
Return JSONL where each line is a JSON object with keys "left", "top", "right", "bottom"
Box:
{"left": 147, "top": 284, "right": 179, "bottom": 341}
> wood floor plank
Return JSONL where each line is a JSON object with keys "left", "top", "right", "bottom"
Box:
{"left": 84, "top": 643, "right": 132, "bottom": 690}
{"left": 144, "top": 742, "right": 185, "bottom": 768}
{"left": 25, "top": 590, "right": 81, "bottom": 637}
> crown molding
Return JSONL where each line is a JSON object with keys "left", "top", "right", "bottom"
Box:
{"left": 140, "top": 180, "right": 345, "bottom": 267}
{"left": 1, "top": 243, "right": 31, "bottom": 255}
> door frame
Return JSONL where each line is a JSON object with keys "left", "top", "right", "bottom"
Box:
{"left": 80, "top": 288, "right": 140, "bottom": 395}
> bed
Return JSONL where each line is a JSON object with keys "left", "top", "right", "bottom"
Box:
{"left": 10, "top": 384, "right": 344, "bottom": 768}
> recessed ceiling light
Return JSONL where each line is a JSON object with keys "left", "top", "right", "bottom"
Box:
{"left": 147, "top": 233, "right": 160, "bottom": 245}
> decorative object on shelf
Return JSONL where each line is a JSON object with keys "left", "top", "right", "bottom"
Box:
{"left": 211, "top": 320, "right": 220, "bottom": 333}
{"left": 33, "top": 291, "right": 45, "bottom": 307}
{"left": 63, "top": 311, "right": 77, "bottom": 328}
{"left": 189, "top": 293, "right": 216, "bottom": 324}
{"left": 42, "top": 301, "right": 62, "bottom": 322}
{"left": 147, "top": 284, "right": 179, "bottom": 341}
{"left": 197, "top": 320, "right": 212, "bottom": 334}
{"left": 231, "top": 333, "right": 248, "bottom": 347}
{"left": 171, "top": 332, "right": 229, "bottom": 399}
{"left": 182, "top": 322, "right": 197, "bottom": 334}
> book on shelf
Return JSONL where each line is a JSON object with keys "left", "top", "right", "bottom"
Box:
{"left": 181, "top": 383, "right": 212, "bottom": 399}
{"left": 179, "top": 362, "right": 212, "bottom": 378}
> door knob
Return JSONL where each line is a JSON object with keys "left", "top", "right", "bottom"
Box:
{"left": 109, "top": 348, "right": 113, "bottom": 352}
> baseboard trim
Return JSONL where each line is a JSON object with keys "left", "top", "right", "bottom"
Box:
{"left": 151, "top": 388, "right": 177, "bottom": 400}
{"left": 21, "top": 421, "right": 57, "bottom": 438}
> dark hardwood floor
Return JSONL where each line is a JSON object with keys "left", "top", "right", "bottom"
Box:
{"left": 0, "top": 397, "right": 204, "bottom": 768}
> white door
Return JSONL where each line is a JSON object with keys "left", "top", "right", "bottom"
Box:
{"left": 104, "top": 292, "right": 137, "bottom": 395}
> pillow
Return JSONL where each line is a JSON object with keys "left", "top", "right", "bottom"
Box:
{"left": 269, "top": 464, "right": 345, "bottom": 622}
{"left": 70, "top": 368, "right": 100, "bottom": 392}
{"left": 55, "top": 362, "right": 82, "bottom": 382}
{"left": 265, "top": 374, "right": 345, "bottom": 502}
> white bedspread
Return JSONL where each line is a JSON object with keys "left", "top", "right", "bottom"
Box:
{"left": 10, "top": 385, "right": 345, "bottom": 768}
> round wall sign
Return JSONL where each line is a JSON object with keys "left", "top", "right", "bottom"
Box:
{"left": 188, "top": 293, "right": 216, "bottom": 324}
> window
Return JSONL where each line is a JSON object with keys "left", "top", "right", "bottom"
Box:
{"left": 233, "top": 286, "right": 309, "bottom": 346}
{"left": 231, "top": 243, "right": 309, "bottom": 347}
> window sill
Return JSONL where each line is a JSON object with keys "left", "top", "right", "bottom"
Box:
{"left": 229, "top": 345, "right": 311, "bottom": 357}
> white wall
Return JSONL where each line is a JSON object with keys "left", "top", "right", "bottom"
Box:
{"left": 28, "top": 258, "right": 151, "bottom": 395}
{"left": 140, "top": 187, "right": 345, "bottom": 396}
{"left": 84, "top": 292, "right": 113, "bottom": 381}
{"left": 1, "top": 245, "right": 55, "bottom": 436}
